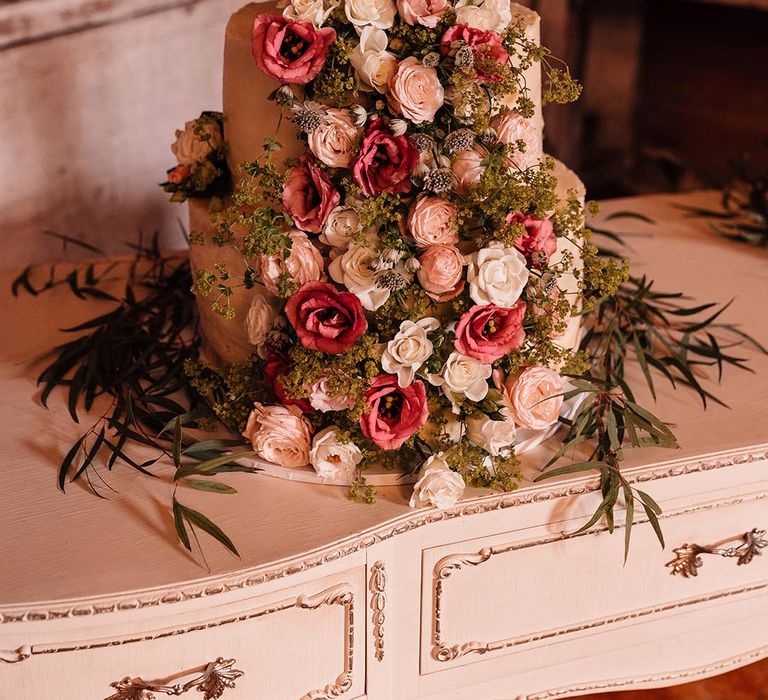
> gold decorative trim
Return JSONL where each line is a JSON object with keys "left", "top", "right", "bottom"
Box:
{"left": 369, "top": 561, "right": 387, "bottom": 662}
{"left": 3, "top": 583, "right": 355, "bottom": 699}
{"left": 525, "top": 645, "right": 768, "bottom": 699}
{"left": 432, "top": 492, "right": 768, "bottom": 662}
{"left": 4, "top": 445, "right": 767, "bottom": 625}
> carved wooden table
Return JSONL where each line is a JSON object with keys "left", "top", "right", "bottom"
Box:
{"left": 1, "top": 191, "right": 767, "bottom": 699}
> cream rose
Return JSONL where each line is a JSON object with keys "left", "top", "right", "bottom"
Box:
{"left": 308, "top": 378, "right": 355, "bottom": 412}
{"left": 320, "top": 206, "right": 364, "bottom": 250}
{"left": 345, "top": 0, "right": 396, "bottom": 30}
{"left": 429, "top": 351, "right": 492, "bottom": 404}
{"left": 417, "top": 244, "right": 465, "bottom": 302}
{"left": 350, "top": 27, "right": 399, "bottom": 93}
{"left": 388, "top": 57, "right": 444, "bottom": 124}
{"left": 454, "top": 0, "right": 512, "bottom": 32}
{"left": 243, "top": 403, "right": 313, "bottom": 468}
{"left": 282, "top": 0, "right": 338, "bottom": 25}
{"left": 171, "top": 120, "right": 223, "bottom": 166}
{"left": 329, "top": 243, "right": 390, "bottom": 311}
{"left": 381, "top": 317, "right": 439, "bottom": 387}
{"left": 466, "top": 242, "right": 529, "bottom": 308}
{"left": 452, "top": 144, "right": 487, "bottom": 194}
{"left": 467, "top": 411, "right": 517, "bottom": 456}
{"left": 308, "top": 109, "right": 363, "bottom": 168}
{"left": 409, "top": 453, "right": 465, "bottom": 509}
{"left": 245, "top": 291, "right": 278, "bottom": 357}
{"left": 407, "top": 196, "right": 459, "bottom": 247}
{"left": 259, "top": 230, "right": 324, "bottom": 296}
{"left": 397, "top": 0, "right": 450, "bottom": 27}
{"left": 310, "top": 427, "right": 363, "bottom": 482}
{"left": 491, "top": 112, "right": 541, "bottom": 170}
{"left": 502, "top": 366, "right": 564, "bottom": 430}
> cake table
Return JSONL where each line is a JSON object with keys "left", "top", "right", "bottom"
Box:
{"left": 1, "top": 190, "right": 767, "bottom": 699}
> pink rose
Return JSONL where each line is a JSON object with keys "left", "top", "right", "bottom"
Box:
{"left": 352, "top": 118, "right": 419, "bottom": 196}
{"left": 308, "top": 377, "right": 355, "bottom": 412}
{"left": 397, "top": 0, "right": 450, "bottom": 27}
{"left": 490, "top": 112, "right": 541, "bottom": 169}
{"left": 252, "top": 14, "right": 336, "bottom": 85}
{"left": 242, "top": 401, "right": 313, "bottom": 467}
{"left": 417, "top": 244, "right": 465, "bottom": 302}
{"left": 506, "top": 212, "right": 557, "bottom": 268}
{"left": 500, "top": 366, "right": 564, "bottom": 430}
{"left": 440, "top": 24, "right": 508, "bottom": 82}
{"left": 308, "top": 108, "right": 363, "bottom": 169}
{"left": 282, "top": 155, "right": 340, "bottom": 234}
{"left": 407, "top": 196, "right": 459, "bottom": 247}
{"left": 454, "top": 302, "right": 526, "bottom": 364}
{"left": 387, "top": 57, "right": 444, "bottom": 124}
{"left": 285, "top": 281, "right": 368, "bottom": 354}
{"left": 452, "top": 144, "right": 487, "bottom": 194}
{"left": 259, "top": 229, "right": 324, "bottom": 296}
{"left": 264, "top": 350, "right": 315, "bottom": 413}
{"left": 360, "top": 374, "right": 429, "bottom": 450}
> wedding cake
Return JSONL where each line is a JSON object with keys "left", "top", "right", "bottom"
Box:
{"left": 163, "top": 0, "right": 589, "bottom": 500}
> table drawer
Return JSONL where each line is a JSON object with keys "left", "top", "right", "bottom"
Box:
{"left": 1, "top": 567, "right": 366, "bottom": 700}
{"left": 420, "top": 490, "right": 768, "bottom": 675}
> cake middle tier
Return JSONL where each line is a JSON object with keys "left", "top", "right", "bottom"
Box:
{"left": 222, "top": 1, "right": 545, "bottom": 175}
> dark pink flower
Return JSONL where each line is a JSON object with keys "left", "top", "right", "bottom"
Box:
{"left": 454, "top": 302, "right": 527, "bottom": 364}
{"left": 506, "top": 212, "right": 557, "bottom": 268}
{"left": 360, "top": 374, "right": 429, "bottom": 450}
{"left": 285, "top": 281, "right": 368, "bottom": 355}
{"left": 352, "top": 119, "right": 418, "bottom": 196}
{"left": 252, "top": 14, "right": 336, "bottom": 85}
{"left": 282, "top": 155, "right": 340, "bottom": 233}
{"left": 440, "top": 24, "right": 508, "bottom": 82}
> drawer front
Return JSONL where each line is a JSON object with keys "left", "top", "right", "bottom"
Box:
{"left": 420, "top": 491, "right": 768, "bottom": 675}
{"left": 1, "top": 568, "right": 366, "bottom": 700}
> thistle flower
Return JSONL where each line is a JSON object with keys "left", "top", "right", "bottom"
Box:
{"left": 444, "top": 129, "right": 476, "bottom": 155}
{"left": 410, "top": 133, "right": 435, "bottom": 152}
{"left": 455, "top": 46, "right": 474, "bottom": 69}
{"left": 377, "top": 270, "right": 410, "bottom": 291}
{"left": 274, "top": 85, "right": 296, "bottom": 106}
{"left": 423, "top": 167, "right": 455, "bottom": 193}
{"left": 422, "top": 52, "right": 440, "bottom": 68}
{"left": 478, "top": 127, "right": 498, "bottom": 147}
{"left": 290, "top": 101, "right": 327, "bottom": 133}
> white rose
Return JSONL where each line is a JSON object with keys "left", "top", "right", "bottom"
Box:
{"left": 345, "top": 0, "right": 396, "bottom": 30}
{"left": 350, "top": 27, "right": 399, "bottom": 93}
{"left": 387, "top": 57, "right": 444, "bottom": 124}
{"left": 381, "top": 317, "right": 439, "bottom": 387}
{"left": 281, "top": 0, "right": 338, "bottom": 25}
{"left": 245, "top": 291, "right": 278, "bottom": 358}
{"left": 467, "top": 411, "right": 517, "bottom": 456}
{"left": 409, "top": 453, "right": 465, "bottom": 509}
{"left": 259, "top": 230, "right": 324, "bottom": 296}
{"left": 454, "top": 0, "right": 511, "bottom": 32}
{"left": 429, "top": 351, "right": 492, "bottom": 404}
{"left": 310, "top": 427, "right": 363, "bottom": 482}
{"left": 321, "top": 207, "right": 364, "bottom": 250}
{"left": 242, "top": 403, "right": 313, "bottom": 468}
{"left": 329, "top": 243, "right": 390, "bottom": 311}
{"left": 171, "top": 119, "right": 223, "bottom": 166}
{"left": 466, "top": 242, "right": 529, "bottom": 308}
{"left": 308, "top": 108, "right": 363, "bottom": 168}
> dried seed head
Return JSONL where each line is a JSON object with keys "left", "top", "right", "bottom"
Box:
{"left": 423, "top": 167, "right": 455, "bottom": 193}
{"left": 422, "top": 52, "right": 440, "bottom": 68}
{"left": 455, "top": 45, "right": 474, "bottom": 68}
{"left": 274, "top": 85, "right": 296, "bottom": 106}
{"left": 443, "top": 128, "right": 476, "bottom": 154}
{"left": 290, "top": 101, "right": 326, "bottom": 133}
{"left": 410, "top": 133, "right": 434, "bottom": 152}
{"left": 377, "top": 270, "right": 409, "bottom": 291}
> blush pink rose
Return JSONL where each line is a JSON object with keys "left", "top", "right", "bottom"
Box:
{"left": 252, "top": 14, "right": 336, "bottom": 85}
{"left": 242, "top": 402, "right": 313, "bottom": 467}
{"left": 440, "top": 24, "right": 508, "bottom": 82}
{"left": 352, "top": 118, "right": 419, "bottom": 196}
{"left": 264, "top": 350, "right": 315, "bottom": 413}
{"left": 259, "top": 229, "right": 324, "bottom": 296}
{"left": 452, "top": 144, "right": 487, "bottom": 194}
{"left": 500, "top": 366, "right": 564, "bottom": 430}
{"left": 360, "top": 374, "right": 429, "bottom": 450}
{"left": 454, "top": 302, "right": 526, "bottom": 364}
{"left": 308, "top": 377, "right": 355, "bottom": 412}
{"left": 417, "top": 244, "right": 465, "bottom": 302}
{"left": 407, "top": 196, "right": 459, "bottom": 247}
{"left": 506, "top": 212, "right": 557, "bottom": 268}
{"left": 397, "top": 0, "right": 449, "bottom": 26}
{"left": 285, "top": 281, "right": 368, "bottom": 355}
{"left": 282, "top": 155, "right": 340, "bottom": 234}
{"left": 307, "top": 108, "right": 363, "bottom": 169}
{"left": 387, "top": 57, "right": 444, "bottom": 124}
{"left": 490, "top": 112, "right": 541, "bottom": 169}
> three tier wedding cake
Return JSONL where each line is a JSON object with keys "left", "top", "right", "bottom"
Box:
{"left": 163, "top": 0, "right": 591, "bottom": 506}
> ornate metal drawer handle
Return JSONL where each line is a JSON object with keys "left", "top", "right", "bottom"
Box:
{"left": 667, "top": 528, "right": 767, "bottom": 578}
{"left": 106, "top": 657, "right": 244, "bottom": 700}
